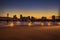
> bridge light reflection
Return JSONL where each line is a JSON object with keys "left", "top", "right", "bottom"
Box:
{"left": 8, "top": 22, "right": 14, "bottom": 27}
{"left": 28, "top": 22, "right": 32, "bottom": 26}
{"left": 48, "top": 23, "right": 51, "bottom": 26}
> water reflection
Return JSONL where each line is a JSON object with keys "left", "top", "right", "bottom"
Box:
{"left": 28, "top": 22, "right": 32, "bottom": 26}
{"left": 8, "top": 22, "right": 14, "bottom": 27}
{"left": 58, "top": 22, "right": 60, "bottom": 25}
{"left": 8, "top": 21, "right": 60, "bottom": 26}
{"left": 0, "top": 21, "right": 60, "bottom": 27}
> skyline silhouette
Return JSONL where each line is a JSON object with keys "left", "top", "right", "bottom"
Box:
{"left": 0, "top": 0, "right": 59, "bottom": 18}
{"left": 0, "top": 13, "right": 60, "bottom": 22}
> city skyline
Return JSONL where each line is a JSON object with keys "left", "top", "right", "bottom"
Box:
{"left": 0, "top": 13, "right": 59, "bottom": 19}
{"left": 0, "top": 0, "right": 59, "bottom": 19}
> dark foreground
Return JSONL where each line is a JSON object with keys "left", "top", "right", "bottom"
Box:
{"left": 0, "top": 26, "right": 60, "bottom": 40}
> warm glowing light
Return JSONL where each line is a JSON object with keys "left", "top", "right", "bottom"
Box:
{"left": 41, "top": 23, "right": 44, "bottom": 26}
{"left": 58, "top": 22, "right": 60, "bottom": 25}
{"left": 8, "top": 22, "right": 14, "bottom": 27}
{"left": 48, "top": 23, "right": 51, "bottom": 26}
{"left": 28, "top": 22, "right": 32, "bottom": 26}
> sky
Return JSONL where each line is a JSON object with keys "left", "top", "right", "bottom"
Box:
{"left": 0, "top": 0, "right": 59, "bottom": 19}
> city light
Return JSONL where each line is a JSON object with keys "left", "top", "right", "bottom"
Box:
{"left": 41, "top": 23, "right": 44, "bottom": 26}
{"left": 8, "top": 22, "right": 14, "bottom": 27}
{"left": 48, "top": 23, "right": 51, "bottom": 26}
{"left": 28, "top": 22, "right": 32, "bottom": 26}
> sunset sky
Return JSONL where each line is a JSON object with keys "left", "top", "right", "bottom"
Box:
{"left": 0, "top": 0, "right": 59, "bottom": 19}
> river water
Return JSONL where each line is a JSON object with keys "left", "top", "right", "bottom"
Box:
{"left": 0, "top": 21, "right": 60, "bottom": 40}
{"left": 0, "top": 21, "right": 60, "bottom": 27}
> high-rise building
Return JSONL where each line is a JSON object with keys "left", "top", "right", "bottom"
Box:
{"left": 7, "top": 13, "right": 9, "bottom": 17}
{"left": 52, "top": 15, "right": 55, "bottom": 19}
{"left": 13, "top": 15, "right": 17, "bottom": 19}
{"left": 52, "top": 15, "right": 55, "bottom": 22}
{"left": 20, "top": 14, "right": 23, "bottom": 21}
{"left": 20, "top": 14, "right": 23, "bottom": 19}
{"left": 41, "top": 17, "right": 47, "bottom": 21}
